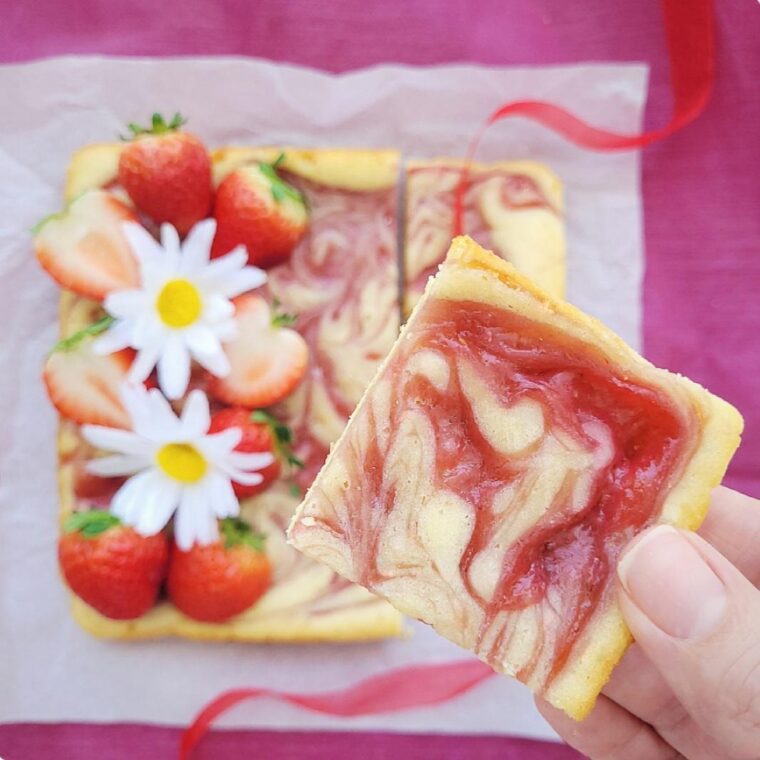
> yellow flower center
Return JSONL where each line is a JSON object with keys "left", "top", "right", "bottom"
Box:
{"left": 156, "top": 443, "right": 207, "bottom": 483}
{"left": 156, "top": 279, "right": 202, "bottom": 328}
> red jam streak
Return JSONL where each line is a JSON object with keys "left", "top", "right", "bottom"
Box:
{"left": 333, "top": 298, "right": 697, "bottom": 688}
{"left": 267, "top": 173, "right": 399, "bottom": 487}
{"left": 407, "top": 166, "right": 558, "bottom": 297}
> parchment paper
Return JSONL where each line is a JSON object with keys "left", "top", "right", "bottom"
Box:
{"left": 0, "top": 57, "right": 647, "bottom": 738}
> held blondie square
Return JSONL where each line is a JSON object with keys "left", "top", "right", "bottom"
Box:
{"left": 288, "top": 236, "right": 743, "bottom": 718}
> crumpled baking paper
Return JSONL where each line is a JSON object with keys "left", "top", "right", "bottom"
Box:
{"left": 0, "top": 56, "right": 647, "bottom": 739}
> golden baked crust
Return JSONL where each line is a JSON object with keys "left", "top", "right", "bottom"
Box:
{"left": 404, "top": 159, "right": 565, "bottom": 313}
{"left": 289, "top": 236, "right": 743, "bottom": 719}
{"left": 64, "top": 144, "right": 401, "bottom": 200}
{"left": 56, "top": 143, "right": 405, "bottom": 642}
{"left": 211, "top": 147, "right": 400, "bottom": 191}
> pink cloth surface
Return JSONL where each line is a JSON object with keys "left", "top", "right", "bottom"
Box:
{"left": 0, "top": 725, "right": 581, "bottom": 760}
{"left": 1, "top": 1, "right": 758, "bottom": 758}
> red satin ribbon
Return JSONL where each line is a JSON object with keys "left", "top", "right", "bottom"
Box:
{"left": 180, "top": 659, "right": 495, "bottom": 759}
{"left": 453, "top": 0, "right": 715, "bottom": 233}
{"left": 182, "top": 2, "right": 716, "bottom": 756}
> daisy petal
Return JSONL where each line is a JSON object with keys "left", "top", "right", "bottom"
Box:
{"left": 145, "top": 388, "right": 184, "bottom": 437}
{"left": 184, "top": 324, "right": 221, "bottom": 356}
{"left": 205, "top": 471, "right": 240, "bottom": 519}
{"left": 175, "top": 486, "right": 218, "bottom": 550}
{"left": 128, "top": 342, "right": 163, "bottom": 384}
{"left": 201, "top": 245, "right": 247, "bottom": 275}
{"left": 86, "top": 454, "right": 149, "bottom": 477}
{"left": 198, "top": 246, "right": 252, "bottom": 291}
{"left": 102, "top": 290, "right": 146, "bottom": 320}
{"left": 120, "top": 383, "right": 167, "bottom": 439}
{"left": 199, "top": 508, "right": 220, "bottom": 546}
{"left": 203, "top": 428, "right": 243, "bottom": 456}
{"left": 123, "top": 222, "right": 164, "bottom": 268}
{"left": 160, "top": 224, "right": 181, "bottom": 257}
{"left": 180, "top": 219, "right": 216, "bottom": 274}
{"left": 193, "top": 350, "right": 230, "bottom": 378}
{"left": 180, "top": 390, "right": 211, "bottom": 437}
{"left": 81, "top": 425, "right": 147, "bottom": 455}
{"left": 227, "top": 451, "right": 275, "bottom": 470}
{"left": 217, "top": 265, "right": 268, "bottom": 299}
{"left": 134, "top": 475, "right": 181, "bottom": 536}
{"left": 110, "top": 469, "right": 157, "bottom": 527}
{"left": 203, "top": 295, "right": 235, "bottom": 323}
{"left": 131, "top": 315, "right": 165, "bottom": 349}
{"left": 92, "top": 320, "right": 133, "bottom": 355}
{"left": 224, "top": 468, "right": 264, "bottom": 487}
{"left": 183, "top": 321, "right": 231, "bottom": 376}
{"left": 214, "top": 318, "right": 239, "bottom": 343}
{"left": 119, "top": 384, "right": 180, "bottom": 440}
{"left": 157, "top": 335, "right": 191, "bottom": 400}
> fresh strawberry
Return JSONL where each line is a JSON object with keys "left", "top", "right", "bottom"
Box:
{"left": 167, "top": 517, "right": 272, "bottom": 622}
{"left": 58, "top": 510, "right": 168, "bottom": 620}
{"left": 208, "top": 408, "right": 303, "bottom": 498}
{"left": 211, "top": 155, "right": 308, "bottom": 268}
{"left": 43, "top": 321, "right": 132, "bottom": 428}
{"left": 207, "top": 294, "right": 308, "bottom": 408}
{"left": 33, "top": 189, "right": 140, "bottom": 301}
{"left": 118, "top": 113, "right": 212, "bottom": 235}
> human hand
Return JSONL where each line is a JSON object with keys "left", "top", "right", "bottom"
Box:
{"left": 538, "top": 486, "right": 760, "bottom": 760}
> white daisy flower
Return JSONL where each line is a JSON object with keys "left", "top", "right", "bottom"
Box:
{"left": 93, "top": 219, "right": 266, "bottom": 399}
{"left": 82, "top": 384, "right": 273, "bottom": 550}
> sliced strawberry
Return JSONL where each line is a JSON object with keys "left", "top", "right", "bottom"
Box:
{"left": 34, "top": 189, "right": 140, "bottom": 301}
{"left": 207, "top": 294, "right": 308, "bottom": 408}
{"left": 44, "top": 341, "right": 133, "bottom": 428}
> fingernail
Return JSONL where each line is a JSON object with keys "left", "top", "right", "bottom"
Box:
{"left": 617, "top": 525, "right": 726, "bottom": 639}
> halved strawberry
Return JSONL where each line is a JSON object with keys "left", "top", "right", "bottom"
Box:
{"left": 211, "top": 156, "right": 308, "bottom": 268}
{"left": 44, "top": 334, "right": 132, "bottom": 428}
{"left": 34, "top": 189, "right": 140, "bottom": 301}
{"left": 207, "top": 294, "right": 308, "bottom": 408}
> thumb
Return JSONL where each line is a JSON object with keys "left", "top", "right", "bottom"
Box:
{"left": 617, "top": 524, "right": 760, "bottom": 759}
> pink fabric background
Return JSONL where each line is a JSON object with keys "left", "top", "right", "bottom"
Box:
{"left": 1, "top": 0, "right": 758, "bottom": 757}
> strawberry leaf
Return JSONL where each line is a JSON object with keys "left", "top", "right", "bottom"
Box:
{"left": 259, "top": 155, "right": 305, "bottom": 206}
{"left": 64, "top": 509, "right": 121, "bottom": 537}
{"left": 288, "top": 482, "right": 302, "bottom": 498}
{"left": 271, "top": 310, "right": 297, "bottom": 328}
{"left": 53, "top": 315, "right": 115, "bottom": 353}
{"left": 286, "top": 453, "right": 305, "bottom": 469}
{"left": 270, "top": 297, "right": 298, "bottom": 328}
{"left": 122, "top": 112, "right": 187, "bottom": 140}
{"left": 30, "top": 210, "right": 65, "bottom": 235}
{"left": 220, "top": 517, "right": 266, "bottom": 552}
{"left": 250, "top": 410, "right": 304, "bottom": 470}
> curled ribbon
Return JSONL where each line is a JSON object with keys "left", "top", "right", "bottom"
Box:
{"left": 180, "top": 659, "right": 495, "bottom": 759}
{"left": 453, "top": 0, "right": 715, "bottom": 234}
{"left": 182, "top": 1, "right": 715, "bottom": 755}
